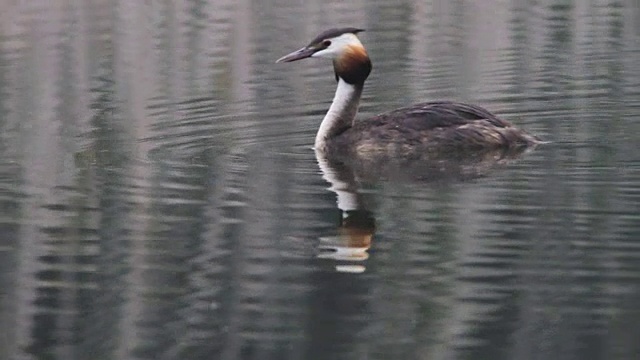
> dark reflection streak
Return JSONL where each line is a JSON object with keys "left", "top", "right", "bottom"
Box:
{"left": 0, "top": 20, "right": 22, "bottom": 360}
{"left": 77, "top": 2, "right": 133, "bottom": 359}
{"left": 595, "top": 6, "right": 640, "bottom": 359}
{"left": 155, "top": 0, "right": 178, "bottom": 107}
{"left": 216, "top": 154, "right": 250, "bottom": 360}
{"left": 365, "top": 0, "right": 413, "bottom": 109}
{"left": 184, "top": 0, "right": 208, "bottom": 97}
{"left": 451, "top": 0, "right": 470, "bottom": 100}
{"left": 589, "top": 0, "right": 624, "bottom": 256}
{"left": 143, "top": 154, "right": 213, "bottom": 360}
{"left": 492, "top": 6, "right": 539, "bottom": 355}
{"left": 304, "top": 272, "right": 372, "bottom": 360}
{"left": 45, "top": 4, "right": 86, "bottom": 360}
{"left": 6, "top": 8, "right": 42, "bottom": 359}
{"left": 524, "top": 2, "right": 589, "bottom": 358}
{"left": 375, "top": 187, "right": 457, "bottom": 359}
{"left": 23, "top": 4, "right": 74, "bottom": 359}
{"left": 509, "top": 0, "right": 532, "bottom": 99}
{"left": 423, "top": 1, "right": 451, "bottom": 100}
{"left": 177, "top": 154, "right": 243, "bottom": 359}
{"left": 591, "top": 2, "right": 623, "bottom": 144}
{"left": 165, "top": 2, "right": 229, "bottom": 357}
{"left": 537, "top": 8, "right": 581, "bottom": 359}
{"left": 606, "top": 288, "right": 640, "bottom": 359}
{"left": 578, "top": 15, "right": 631, "bottom": 359}
{"left": 131, "top": 3, "right": 182, "bottom": 359}
{"left": 221, "top": 152, "right": 317, "bottom": 360}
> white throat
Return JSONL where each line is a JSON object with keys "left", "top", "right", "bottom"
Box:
{"left": 314, "top": 78, "right": 362, "bottom": 150}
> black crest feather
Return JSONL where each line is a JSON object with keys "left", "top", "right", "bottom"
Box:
{"left": 309, "top": 27, "right": 364, "bottom": 46}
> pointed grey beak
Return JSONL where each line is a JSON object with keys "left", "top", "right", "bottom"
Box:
{"left": 275, "top": 46, "right": 316, "bottom": 63}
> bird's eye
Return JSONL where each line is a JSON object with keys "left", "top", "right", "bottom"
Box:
{"left": 322, "top": 40, "right": 332, "bottom": 47}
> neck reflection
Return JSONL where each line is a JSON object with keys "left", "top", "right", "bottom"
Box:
{"left": 315, "top": 149, "right": 375, "bottom": 273}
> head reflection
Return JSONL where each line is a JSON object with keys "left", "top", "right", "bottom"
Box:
{"left": 318, "top": 209, "right": 375, "bottom": 273}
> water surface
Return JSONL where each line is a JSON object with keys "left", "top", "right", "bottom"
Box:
{"left": 0, "top": 1, "right": 639, "bottom": 359}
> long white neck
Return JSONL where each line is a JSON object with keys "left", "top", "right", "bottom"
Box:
{"left": 314, "top": 78, "right": 363, "bottom": 150}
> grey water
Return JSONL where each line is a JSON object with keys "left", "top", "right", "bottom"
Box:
{"left": 0, "top": 1, "right": 639, "bottom": 359}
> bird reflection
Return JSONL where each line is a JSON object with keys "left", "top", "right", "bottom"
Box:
{"left": 315, "top": 145, "right": 536, "bottom": 273}
{"left": 315, "top": 150, "right": 375, "bottom": 273}
{"left": 318, "top": 209, "right": 375, "bottom": 273}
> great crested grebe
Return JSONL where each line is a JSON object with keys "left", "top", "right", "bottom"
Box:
{"left": 276, "top": 27, "right": 542, "bottom": 157}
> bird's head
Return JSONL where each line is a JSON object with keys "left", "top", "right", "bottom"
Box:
{"left": 276, "top": 27, "right": 372, "bottom": 85}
